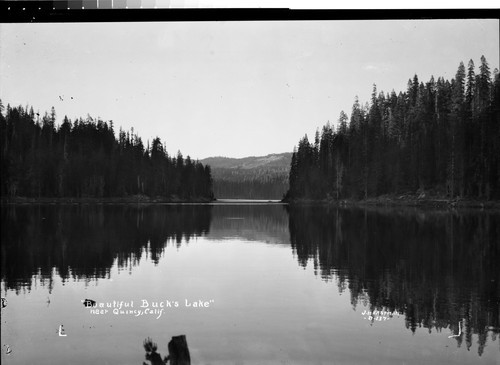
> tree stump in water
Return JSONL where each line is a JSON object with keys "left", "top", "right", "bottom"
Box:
{"left": 167, "top": 335, "right": 191, "bottom": 365}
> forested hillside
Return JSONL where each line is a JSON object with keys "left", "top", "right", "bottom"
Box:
{"left": 286, "top": 56, "right": 500, "bottom": 201}
{"left": 201, "top": 153, "right": 291, "bottom": 200}
{"left": 0, "top": 103, "right": 214, "bottom": 200}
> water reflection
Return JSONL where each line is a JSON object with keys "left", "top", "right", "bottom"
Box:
{"left": 1, "top": 205, "right": 212, "bottom": 292}
{"left": 287, "top": 205, "right": 500, "bottom": 356}
{"left": 208, "top": 204, "right": 289, "bottom": 244}
{"left": 1, "top": 204, "right": 499, "bottom": 359}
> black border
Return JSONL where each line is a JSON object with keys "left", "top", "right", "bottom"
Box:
{"left": 0, "top": 4, "right": 499, "bottom": 23}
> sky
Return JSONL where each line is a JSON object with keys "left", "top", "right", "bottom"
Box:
{"left": 0, "top": 19, "right": 498, "bottom": 159}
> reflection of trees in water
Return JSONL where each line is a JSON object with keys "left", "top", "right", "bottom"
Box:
{"left": 1, "top": 205, "right": 212, "bottom": 293}
{"left": 288, "top": 206, "right": 500, "bottom": 356}
{"left": 208, "top": 204, "right": 289, "bottom": 244}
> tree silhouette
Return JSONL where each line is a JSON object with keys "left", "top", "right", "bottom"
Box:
{"left": 286, "top": 57, "right": 500, "bottom": 200}
{"left": 0, "top": 104, "right": 214, "bottom": 200}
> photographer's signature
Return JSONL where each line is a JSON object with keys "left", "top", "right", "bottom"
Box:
{"left": 361, "top": 309, "right": 398, "bottom": 322}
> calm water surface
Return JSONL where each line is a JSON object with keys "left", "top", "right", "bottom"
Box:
{"left": 1, "top": 204, "right": 499, "bottom": 364}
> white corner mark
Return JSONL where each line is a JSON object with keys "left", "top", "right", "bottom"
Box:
{"left": 448, "top": 320, "right": 462, "bottom": 338}
{"left": 58, "top": 324, "right": 67, "bottom": 337}
{"left": 3, "top": 344, "right": 12, "bottom": 355}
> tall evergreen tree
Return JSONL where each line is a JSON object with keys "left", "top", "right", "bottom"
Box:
{"left": 286, "top": 57, "right": 499, "bottom": 201}
{"left": 1, "top": 105, "right": 214, "bottom": 200}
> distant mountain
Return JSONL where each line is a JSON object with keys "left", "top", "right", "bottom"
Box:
{"left": 201, "top": 153, "right": 292, "bottom": 199}
{"left": 201, "top": 153, "right": 292, "bottom": 170}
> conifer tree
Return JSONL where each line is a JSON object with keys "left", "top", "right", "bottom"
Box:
{"left": 286, "top": 56, "right": 499, "bottom": 201}
{"left": 1, "top": 105, "right": 214, "bottom": 200}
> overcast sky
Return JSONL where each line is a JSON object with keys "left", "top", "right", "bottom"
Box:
{"left": 1, "top": 19, "right": 498, "bottom": 159}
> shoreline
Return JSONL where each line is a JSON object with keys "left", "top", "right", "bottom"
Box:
{"left": 2, "top": 195, "right": 499, "bottom": 210}
{"left": 1, "top": 195, "right": 216, "bottom": 205}
{"left": 282, "top": 195, "right": 500, "bottom": 210}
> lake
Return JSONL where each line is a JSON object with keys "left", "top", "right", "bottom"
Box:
{"left": 1, "top": 203, "right": 499, "bottom": 364}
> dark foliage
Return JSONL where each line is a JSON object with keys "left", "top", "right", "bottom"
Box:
{"left": 212, "top": 170, "right": 288, "bottom": 200}
{"left": 288, "top": 205, "right": 500, "bottom": 355}
{"left": 1, "top": 204, "right": 213, "bottom": 291}
{"left": 203, "top": 154, "right": 291, "bottom": 200}
{"left": 0, "top": 104, "right": 214, "bottom": 200}
{"left": 287, "top": 57, "right": 500, "bottom": 200}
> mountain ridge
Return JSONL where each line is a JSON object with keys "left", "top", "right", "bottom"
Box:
{"left": 200, "top": 152, "right": 292, "bottom": 199}
{"left": 201, "top": 152, "right": 292, "bottom": 170}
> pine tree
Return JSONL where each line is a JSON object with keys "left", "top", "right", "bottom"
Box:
{"left": 1, "top": 105, "right": 214, "bottom": 200}
{"left": 286, "top": 57, "right": 499, "bottom": 201}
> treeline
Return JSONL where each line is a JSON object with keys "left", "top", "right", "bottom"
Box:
{"left": 0, "top": 103, "right": 214, "bottom": 199}
{"left": 212, "top": 171, "right": 288, "bottom": 199}
{"left": 287, "top": 56, "right": 500, "bottom": 200}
